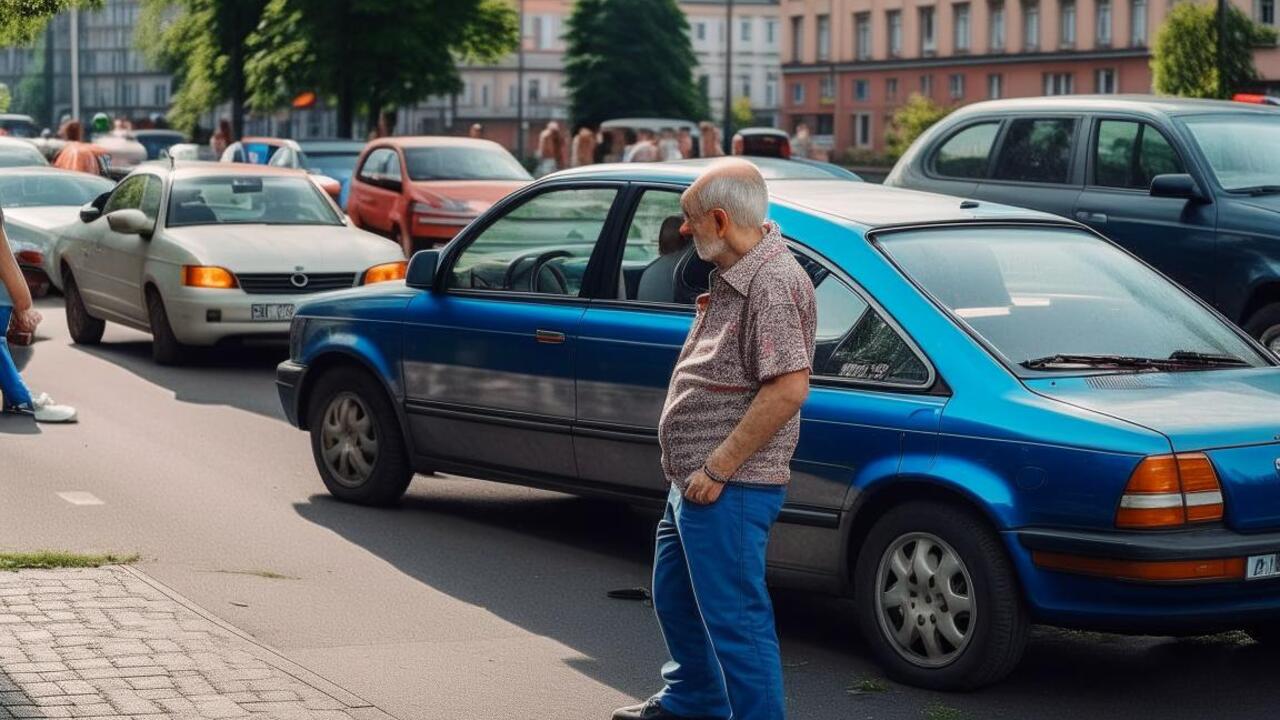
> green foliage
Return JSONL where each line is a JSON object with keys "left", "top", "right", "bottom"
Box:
{"left": 0, "top": 551, "right": 139, "bottom": 570}
{"left": 731, "top": 96, "right": 753, "bottom": 129}
{"left": 564, "top": 0, "right": 708, "bottom": 127}
{"left": 0, "top": 83, "right": 11, "bottom": 113}
{"left": 885, "top": 93, "right": 952, "bottom": 160}
{"left": 1151, "top": 1, "right": 1278, "bottom": 98}
{"left": 11, "top": 33, "right": 47, "bottom": 123}
{"left": 245, "top": 0, "right": 519, "bottom": 138}
{"left": 0, "top": 0, "right": 101, "bottom": 45}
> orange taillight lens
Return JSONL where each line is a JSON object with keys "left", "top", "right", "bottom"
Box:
{"left": 182, "top": 265, "right": 238, "bottom": 289}
{"left": 1116, "top": 453, "right": 1223, "bottom": 529}
{"left": 363, "top": 261, "right": 407, "bottom": 285}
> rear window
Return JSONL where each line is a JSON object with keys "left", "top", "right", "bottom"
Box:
{"left": 932, "top": 122, "right": 999, "bottom": 178}
{"left": 991, "top": 118, "right": 1077, "bottom": 184}
{"left": 0, "top": 173, "right": 112, "bottom": 207}
{"left": 0, "top": 145, "right": 48, "bottom": 168}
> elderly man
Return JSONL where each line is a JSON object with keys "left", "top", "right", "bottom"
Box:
{"left": 614, "top": 159, "right": 816, "bottom": 720}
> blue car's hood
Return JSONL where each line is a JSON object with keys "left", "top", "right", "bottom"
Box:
{"left": 1025, "top": 367, "right": 1280, "bottom": 452}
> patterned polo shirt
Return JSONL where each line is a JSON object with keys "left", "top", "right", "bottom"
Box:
{"left": 658, "top": 221, "right": 817, "bottom": 490}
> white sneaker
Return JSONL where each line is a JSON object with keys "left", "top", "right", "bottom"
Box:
{"left": 20, "top": 392, "right": 77, "bottom": 423}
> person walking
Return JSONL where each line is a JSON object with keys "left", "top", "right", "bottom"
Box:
{"left": 210, "top": 118, "right": 232, "bottom": 158}
{"left": 535, "top": 121, "right": 566, "bottom": 177}
{"left": 571, "top": 126, "right": 597, "bottom": 167}
{"left": 0, "top": 211, "right": 76, "bottom": 423}
{"left": 613, "top": 159, "right": 816, "bottom": 720}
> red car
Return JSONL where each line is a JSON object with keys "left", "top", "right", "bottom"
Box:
{"left": 347, "top": 137, "right": 531, "bottom": 256}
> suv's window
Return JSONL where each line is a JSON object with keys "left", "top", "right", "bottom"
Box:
{"left": 1094, "top": 120, "right": 1184, "bottom": 189}
{"left": 933, "top": 122, "right": 999, "bottom": 178}
{"left": 619, "top": 190, "right": 701, "bottom": 303}
{"left": 810, "top": 273, "right": 930, "bottom": 384}
{"left": 358, "top": 148, "right": 395, "bottom": 182}
{"left": 267, "top": 148, "right": 295, "bottom": 168}
{"left": 992, "top": 117, "right": 1077, "bottom": 184}
{"left": 447, "top": 187, "right": 618, "bottom": 296}
{"left": 103, "top": 175, "right": 147, "bottom": 214}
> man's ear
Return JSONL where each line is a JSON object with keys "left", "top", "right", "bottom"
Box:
{"left": 711, "top": 208, "right": 730, "bottom": 236}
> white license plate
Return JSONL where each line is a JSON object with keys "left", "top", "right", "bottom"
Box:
{"left": 1247, "top": 553, "right": 1280, "bottom": 580}
{"left": 251, "top": 303, "right": 295, "bottom": 322}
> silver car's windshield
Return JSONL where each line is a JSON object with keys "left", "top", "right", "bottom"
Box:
{"left": 167, "top": 176, "right": 342, "bottom": 227}
{"left": 0, "top": 173, "right": 112, "bottom": 207}
{"left": 1181, "top": 113, "right": 1280, "bottom": 192}
{"left": 877, "top": 225, "right": 1269, "bottom": 374}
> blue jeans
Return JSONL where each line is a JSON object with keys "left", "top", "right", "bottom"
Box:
{"left": 651, "top": 483, "right": 787, "bottom": 720}
{"left": 0, "top": 306, "right": 33, "bottom": 408}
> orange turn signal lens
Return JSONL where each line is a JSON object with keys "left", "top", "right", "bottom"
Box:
{"left": 182, "top": 265, "right": 237, "bottom": 289}
{"left": 363, "top": 261, "right": 407, "bottom": 285}
{"left": 1116, "top": 453, "right": 1224, "bottom": 529}
{"left": 1034, "top": 551, "right": 1245, "bottom": 582}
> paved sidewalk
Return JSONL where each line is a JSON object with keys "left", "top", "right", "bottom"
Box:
{"left": 0, "top": 566, "right": 395, "bottom": 720}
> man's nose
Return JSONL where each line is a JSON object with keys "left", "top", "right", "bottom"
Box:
{"left": 679, "top": 219, "right": 691, "bottom": 236}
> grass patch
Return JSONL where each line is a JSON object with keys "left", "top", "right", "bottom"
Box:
{"left": 212, "top": 569, "right": 298, "bottom": 581}
{"left": 847, "top": 676, "right": 890, "bottom": 695}
{"left": 0, "top": 551, "right": 139, "bottom": 570}
{"left": 922, "top": 701, "right": 967, "bottom": 720}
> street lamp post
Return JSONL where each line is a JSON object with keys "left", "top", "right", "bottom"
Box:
{"left": 517, "top": 0, "right": 527, "bottom": 161}
{"left": 69, "top": 7, "right": 80, "bottom": 123}
{"left": 1217, "top": 0, "right": 1228, "bottom": 98}
{"left": 722, "top": 0, "right": 734, "bottom": 154}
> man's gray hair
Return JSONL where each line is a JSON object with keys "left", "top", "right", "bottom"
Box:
{"left": 684, "top": 162, "right": 768, "bottom": 228}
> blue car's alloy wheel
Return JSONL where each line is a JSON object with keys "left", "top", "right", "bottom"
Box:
{"left": 320, "top": 392, "right": 378, "bottom": 488}
{"left": 308, "top": 367, "right": 414, "bottom": 506}
{"left": 875, "top": 532, "right": 975, "bottom": 668}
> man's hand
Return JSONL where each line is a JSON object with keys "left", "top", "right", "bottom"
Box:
{"left": 683, "top": 467, "right": 726, "bottom": 505}
{"left": 12, "top": 307, "right": 41, "bottom": 333}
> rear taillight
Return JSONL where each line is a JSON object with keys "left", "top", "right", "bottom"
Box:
{"left": 1116, "top": 453, "right": 1224, "bottom": 529}
{"left": 14, "top": 250, "right": 42, "bottom": 265}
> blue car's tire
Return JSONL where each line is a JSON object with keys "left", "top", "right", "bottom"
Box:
{"left": 307, "top": 367, "right": 413, "bottom": 506}
{"left": 855, "top": 500, "right": 1029, "bottom": 690}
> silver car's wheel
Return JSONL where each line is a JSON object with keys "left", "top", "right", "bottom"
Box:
{"left": 319, "top": 392, "right": 378, "bottom": 488}
{"left": 875, "top": 532, "right": 975, "bottom": 668}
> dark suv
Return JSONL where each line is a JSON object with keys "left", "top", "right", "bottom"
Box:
{"left": 886, "top": 95, "right": 1280, "bottom": 351}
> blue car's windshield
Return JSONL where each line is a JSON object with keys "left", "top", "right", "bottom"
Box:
{"left": 878, "top": 226, "right": 1269, "bottom": 374}
{"left": 1181, "top": 113, "right": 1280, "bottom": 192}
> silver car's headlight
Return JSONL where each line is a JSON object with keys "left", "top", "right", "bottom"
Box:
{"left": 289, "top": 315, "right": 307, "bottom": 361}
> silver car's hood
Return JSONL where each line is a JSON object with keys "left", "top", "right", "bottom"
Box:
{"left": 162, "top": 223, "right": 404, "bottom": 273}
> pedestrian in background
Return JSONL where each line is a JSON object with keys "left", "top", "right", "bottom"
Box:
{"left": 677, "top": 127, "right": 694, "bottom": 159}
{"left": 790, "top": 123, "right": 812, "bottom": 160}
{"left": 658, "top": 129, "right": 683, "bottom": 161}
{"left": 469, "top": 123, "right": 485, "bottom": 139}
{"left": 0, "top": 213, "right": 76, "bottom": 423}
{"left": 210, "top": 118, "right": 232, "bottom": 158}
{"left": 535, "top": 121, "right": 565, "bottom": 177}
{"left": 571, "top": 126, "right": 597, "bottom": 167}
{"left": 698, "top": 121, "right": 723, "bottom": 158}
{"left": 613, "top": 158, "right": 816, "bottom": 720}
{"left": 626, "top": 129, "right": 659, "bottom": 162}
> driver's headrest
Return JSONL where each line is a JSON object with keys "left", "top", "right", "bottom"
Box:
{"left": 658, "top": 215, "right": 689, "bottom": 256}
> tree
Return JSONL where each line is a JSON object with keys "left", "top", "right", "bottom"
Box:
{"left": 137, "top": 0, "right": 267, "bottom": 137}
{"left": 245, "top": 0, "right": 519, "bottom": 139}
{"left": 0, "top": 0, "right": 100, "bottom": 45}
{"left": 885, "top": 93, "right": 951, "bottom": 159}
{"left": 1151, "top": 1, "right": 1277, "bottom": 99}
{"left": 564, "top": 0, "right": 708, "bottom": 128}
{"left": 731, "top": 96, "right": 753, "bottom": 130}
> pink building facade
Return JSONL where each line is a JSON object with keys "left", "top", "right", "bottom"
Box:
{"left": 781, "top": 0, "right": 1280, "bottom": 157}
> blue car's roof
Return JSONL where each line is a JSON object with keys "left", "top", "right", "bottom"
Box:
{"left": 549, "top": 162, "right": 1060, "bottom": 231}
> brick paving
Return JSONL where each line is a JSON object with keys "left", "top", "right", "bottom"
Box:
{"left": 0, "top": 566, "right": 395, "bottom": 720}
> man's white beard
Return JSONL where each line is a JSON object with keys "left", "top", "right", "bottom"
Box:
{"left": 693, "top": 234, "right": 726, "bottom": 262}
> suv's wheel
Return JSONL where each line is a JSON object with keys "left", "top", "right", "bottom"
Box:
{"left": 307, "top": 367, "right": 413, "bottom": 505}
{"left": 145, "top": 288, "right": 186, "bottom": 365}
{"left": 1245, "top": 302, "right": 1280, "bottom": 355}
{"left": 63, "top": 271, "right": 104, "bottom": 345}
{"left": 855, "top": 501, "right": 1029, "bottom": 690}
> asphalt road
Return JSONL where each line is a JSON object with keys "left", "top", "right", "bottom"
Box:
{"left": 2, "top": 295, "right": 1277, "bottom": 720}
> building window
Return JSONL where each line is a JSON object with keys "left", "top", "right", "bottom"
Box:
{"left": 855, "top": 113, "right": 873, "bottom": 148}
{"left": 766, "top": 75, "right": 778, "bottom": 106}
{"left": 954, "top": 3, "right": 971, "bottom": 51}
{"left": 887, "top": 10, "right": 903, "bottom": 56}
{"left": 921, "top": 74, "right": 934, "bottom": 97}
{"left": 791, "top": 16, "right": 804, "bottom": 62}
{"left": 920, "top": 6, "right": 936, "bottom": 54}
{"left": 1060, "top": 0, "right": 1076, "bottom": 47}
{"left": 532, "top": 16, "right": 544, "bottom": 49}
{"left": 741, "top": 74, "right": 752, "bottom": 98}
{"left": 820, "top": 74, "right": 835, "bottom": 101}
{"left": 528, "top": 78, "right": 540, "bottom": 103}
{"left": 481, "top": 84, "right": 490, "bottom": 107}
{"left": 154, "top": 83, "right": 168, "bottom": 106}
{"left": 990, "top": 2, "right": 1006, "bottom": 50}
{"left": 1023, "top": 1, "right": 1040, "bottom": 49}
{"left": 792, "top": 82, "right": 805, "bottom": 105}
{"left": 1260, "top": 0, "right": 1277, "bottom": 24}
{"left": 854, "top": 78, "right": 870, "bottom": 101}
{"left": 766, "top": 19, "right": 778, "bottom": 45}
{"left": 1095, "top": 68, "right": 1117, "bottom": 93}
{"left": 817, "top": 14, "right": 831, "bottom": 60}
{"left": 817, "top": 114, "right": 835, "bottom": 135}
{"left": 508, "top": 84, "right": 517, "bottom": 106}
{"left": 1044, "top": 72, "right": 1074, "bottom": 95}
{"left": 1131, "top": 0, "right": 1148, "bottom": 44}
{"left": 696, "top": 22, "right": 706, "bottom": 41}
{"left": 856, "top": 12, "right": 872, "bottom": 60}
{"left": 886, "top": 77, "right": 899, "bottom": 100}
{"left": 741, "top": 18, "right": 752, "bottom": 42}
{"left": 949, "top": 73, "right": 965, "bottom": 99}
{"left": 988, "top": 73, "right": 1003, "bottom": 98}
{"left": 1097, "top": 0, "right": 1113, "bottom": 45}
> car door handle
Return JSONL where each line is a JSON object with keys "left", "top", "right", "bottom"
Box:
{"left": 1075, "top": 210, "right": 1108, "bottom": 224}
{"left": 535, "top": 329, "right": 566, "bottom": 344}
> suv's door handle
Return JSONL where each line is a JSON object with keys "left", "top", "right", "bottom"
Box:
{"left": 1075, "top": 210, "right": 1108, "bottom": 224}
{"left": 535, "top": 329, "right": 566, "bottom": 344}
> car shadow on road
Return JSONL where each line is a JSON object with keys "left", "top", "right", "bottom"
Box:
{"left": 294, "top": 478, "right": 1280, "bottom": 720}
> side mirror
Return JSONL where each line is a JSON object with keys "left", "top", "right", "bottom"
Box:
{"left": 405, "top": 249, "right": 439, "bottom": 290}
{"left": 1150, "top": 173, "right": 1209, "bottom": 202}
{"left": 79, "top": 202, "right": 101, "bottom": 223}
{"left": 106, "top": 208, "right": 153, "bottom": 236}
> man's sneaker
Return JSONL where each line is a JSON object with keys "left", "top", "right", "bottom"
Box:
{"left": 611, "top": 699, "right": 711, "bottom": 720}
{"left": 6, "top": 393, "right": 77, "bottom": 423}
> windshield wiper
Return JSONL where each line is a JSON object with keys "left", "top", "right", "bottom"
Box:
{"left": 1021, "top": 352, "right": 1249, "bottom": 371}
{"left": 1232, "top": 185, "right": 1280, "bottom": 196}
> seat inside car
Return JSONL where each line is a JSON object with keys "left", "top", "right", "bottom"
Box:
{"left": 171, "top": 188, "right": 216, "bottom": 224}
{"left": 635, "top": 215, "right": 691, "bottom": 303}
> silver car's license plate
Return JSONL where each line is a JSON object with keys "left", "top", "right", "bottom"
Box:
{"left": 251, "top": 303, "right": 295, "bottom": 322}
{"left": 1247, "top": 553, "right": 1280, "bottom": 580}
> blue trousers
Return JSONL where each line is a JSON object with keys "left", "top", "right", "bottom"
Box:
{"left": 0, "top": 306, "right": 33, "bottom": 408}
{"left": 651, "top": 483, "right": 787, "bottom": 720}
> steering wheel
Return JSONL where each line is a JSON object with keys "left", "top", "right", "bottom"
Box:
{"left": 502, "top": 249, "right": 572, "bottom": 293}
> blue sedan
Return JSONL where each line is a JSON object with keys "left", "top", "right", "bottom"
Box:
{"left": 276, "top": 164, "right": 1280, "bottom": 689}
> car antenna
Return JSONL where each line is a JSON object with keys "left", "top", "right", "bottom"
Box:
{"left": 169, "top": 152, "right": 175, "bottom": 169}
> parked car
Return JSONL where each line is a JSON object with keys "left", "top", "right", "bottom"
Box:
{"left": 221, "top": 137, "right": 344, "bottom": 200}
{"left": 53, "top": 163, "right": 405, "bottom": 364}
{"left": 0, "top": 167, "right": 114, "bottom": 295}
{"left": 92, "top": 131, "right": 148, "bottom": 178}
{"left": 0, "top": 114, "right": 38, "bottom": 138}
{"left": 734, "top": 126, "right": 791, "bottom": 158}
{"left": 277, "top": 164, "right": 1280, "bottom": 689}
{"left": 265, "top": 139, "right": 365, "bottom": 209}
{"left": 0, "top": 136, "right": 50, "bottom": 168}
{"left": 132, "top": 129, "right": 188, "bottom": 160}
{"left": 885, "top": 95, "right": 1280, "bottom": 352}
{"left": 346, "top": 136, "right": 531, "bottom": 256}
{"left": 674, "top": 156, "right": 861, "bottom": 181}
{"left": 160, "top": 143, "right": 217, "bottom": 162}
